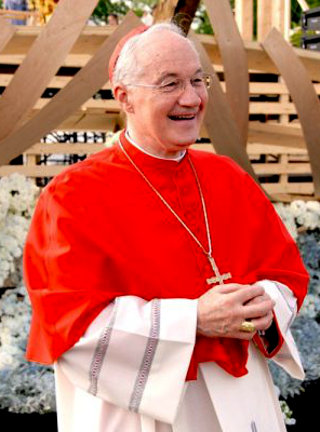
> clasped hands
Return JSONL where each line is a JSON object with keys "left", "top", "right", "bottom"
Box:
{"left": 197, "top": 283, "right": 275, "bottom": 340}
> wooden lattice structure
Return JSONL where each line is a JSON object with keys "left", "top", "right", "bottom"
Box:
{"left": 0, "top": 0, "right": 320, "bottom": 201}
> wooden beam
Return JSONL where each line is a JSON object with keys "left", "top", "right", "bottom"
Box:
{"left": 190, "top": 31, "right": 259, "bottom": 184}
{"left": 25, "top": 143, "right": 105, "bottom": 154}
{"left": 248, "top": 122, "right": 305, "bottom": 149}
{"left": 3, "top": 29, "right": 320, "bottom": 82}
{"left": 56, "top": 113, "right": 118, "bottom": 131}
{"left": 204, "top": 0, "right": 249, "bottom": 147}
{"left": 4, "top": 75, "right": 320, "bottom": 95}
{"left": 195, "top": 142, "right": 307, "bottom": 154}
{"left": 262, "top": 28, "right": 320, "bottom": 198}
{"left": 0, "top": 0, "right": 99, "bottom": 142}
{"left": 30, "top": 98, "right": 120, "bottom": 112}
{"left": 25, "top": 141, "right": 307, "bottom": 156}
{"left": 253, "top": 163, "right": 311, "bottom": 175}
{"left": 0, "top": 12, "right": 141, "bottom": 165}
{"left": 262, "top": 183, "right": 314, "bottom": 195}
{"left": 0, "top": 16, "right": 15, "bottom": 54}
{"left": 0, "top": 165, "right": 66, "bottom": 177}
{"left": 234, "top": 0, "right": 253, "bottom": 41}
{"left": 24, "top": 97, "right": 300, "bottom": 116}
{"left": 249, "top": 101, "right": 296, "bottom": 114}
{"left": 1, "top": 26, "right": 176, "bottom": 56}
{"left": 1, "top": 26, "right": 114, "bottom": 56}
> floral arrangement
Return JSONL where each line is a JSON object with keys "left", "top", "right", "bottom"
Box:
{"left": 271, "top": 201, "right": 320, "bottom": 408}
{"left": 0, "top": 174, "right": 320, "bottom": 422}
{"left": 0, "top": 286, "right": 55, "bottom": 413}
{"left": 0, "top": 174, "right": 55, "bottom": 414}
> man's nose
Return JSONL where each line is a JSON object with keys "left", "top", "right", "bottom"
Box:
{"left": 177, "top": 82, "right": 202, "bottom": 106}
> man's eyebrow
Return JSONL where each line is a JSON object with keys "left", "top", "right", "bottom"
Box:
{"left": 154, "top": 68, "right": 204, "bottom": 85}
{"left": 194, "top": 68, "right": 203, "bottom": 75}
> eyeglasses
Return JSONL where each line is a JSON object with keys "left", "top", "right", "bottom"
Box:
{"left": 126, "top": 72, "right": 213, "bottom": 95}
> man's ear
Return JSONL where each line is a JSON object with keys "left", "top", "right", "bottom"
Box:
{"left": 113, "top": 85, "right": 134, "bottom": 114}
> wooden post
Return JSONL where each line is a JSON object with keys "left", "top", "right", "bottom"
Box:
{"left": 283, "top": 0, "right": 291, "bottom": 41}
{"left": 271, "top": 0, "right": 291, "bottom": 39}
{"left": 257, "top": 0, "right": 273, "bottom": 41}
{"left": 272, "top": 0, "right": 285, "bottom": 34}
{"left": 234, "top": 0, "right": 253, "bottom": 41}
{"left": 279, "top": 153, "right": 289, "bottom": 189}
{"left": 258, "top": 0, "right": 290, "bottom": 41}
{"left": 24, "top": 153, "right": 37, "bottom": 185}
{"left": 275, "top": 0, "right": 291, "bottom": 125}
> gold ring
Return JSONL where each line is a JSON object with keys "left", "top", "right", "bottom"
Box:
{"left": 240, "top": 321, "right": 256, "bottom": 333}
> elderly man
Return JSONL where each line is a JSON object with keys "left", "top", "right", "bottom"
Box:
{"left": 24, "top": 23, "right": 308, "bottom": 432}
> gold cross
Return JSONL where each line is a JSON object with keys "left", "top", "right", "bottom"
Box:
{"left": 206, "top": 255, "right": 232, "bottom": 286}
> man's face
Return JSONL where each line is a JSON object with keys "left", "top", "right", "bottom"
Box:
{"left": 116, "top": 31, "right": 208, "bottom": 157}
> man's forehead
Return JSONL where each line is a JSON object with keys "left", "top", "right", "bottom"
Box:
{"left": 137, "top": 32, "right": 201, "bottom": 77}
{"left": 139, "top": 29, "right": 196, "bottom": 56}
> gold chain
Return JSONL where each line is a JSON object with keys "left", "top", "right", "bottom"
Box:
{"left": 118, "top": 137, "right": 212, "bottom": 259}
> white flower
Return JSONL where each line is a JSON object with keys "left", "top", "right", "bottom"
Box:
{"left": 274, "top": 203, "right": 298, "bottom": 239}
{"left": 290, "top": 200, "right": 306, "bottom": 225}
{"left": 0, "top": 174, "right": 39, "bottom": 286}
{"left": 304, "top": 201, "right": 320, "bottom": 230}
{"left": 275, "top": 200, "right": 320, "bottom": 232}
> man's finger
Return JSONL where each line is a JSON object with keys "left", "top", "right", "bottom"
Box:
{"left": 243, "top": 299, "right": 275, "bottom": 319}
{"left": 216, "top": 283, "right": 248, "bottom": 295}
{"left": 250, "top": 310, "right": 274, "bottom": 330}
{"left": 231, "top": 284, "right": 265, "bottom": 304}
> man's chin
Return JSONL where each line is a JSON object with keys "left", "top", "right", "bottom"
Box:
{"left": 171, "top": 135, "right": 199, "bottom": 149}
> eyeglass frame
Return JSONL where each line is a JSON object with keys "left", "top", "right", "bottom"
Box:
{"left": 124, "top": 72, "right": 213, "bottom": 95}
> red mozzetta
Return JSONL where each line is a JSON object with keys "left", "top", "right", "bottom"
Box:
{"left": 24, "top": 131, "right": 309, "bottom": 380}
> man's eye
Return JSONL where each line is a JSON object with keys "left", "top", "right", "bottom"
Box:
{"left": 161, "top": 81, "right": 179, "bottom": 91}
{"left": 191, "top": 77, "right": 203, "bottom": 86}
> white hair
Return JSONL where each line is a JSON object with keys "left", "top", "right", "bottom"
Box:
{"left": 112, "top": 22, "right": 200, "bottom": 87}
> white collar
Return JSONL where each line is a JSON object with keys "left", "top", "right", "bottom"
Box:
{"left": 125, "top": 130, "right": 186, "bottom": 162}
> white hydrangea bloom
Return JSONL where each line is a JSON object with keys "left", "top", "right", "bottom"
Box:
{"left": 273, "top": 203, "right": 298, "bottom": 239}
{"left": 275, "top": 200, "right": 320, "bottom": 233}
{"left": 0, "top": 285, "right": 56, "bottom": 413}
{"left": 290, "top": 200, "right": 306, "bottom": 225}
{"left": 304, "top": 201, "right": 320, "bottom": 230}
{"left": 0, "top": 174, "right": 39, "bottom": 286}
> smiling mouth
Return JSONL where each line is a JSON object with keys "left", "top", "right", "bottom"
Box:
{"left": 168, "top": 114, "right": 196, "bottom": 121}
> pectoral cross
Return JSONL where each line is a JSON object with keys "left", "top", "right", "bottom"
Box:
{"left": 206, "top": 255, "right": 232, "bottom": 286}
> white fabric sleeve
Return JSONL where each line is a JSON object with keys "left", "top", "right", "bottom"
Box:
{"left": 256, "top": 279, "right": 304, "bottom": 380}
{"left": 57, "top": 295, "right": 198, "bottom": 424}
